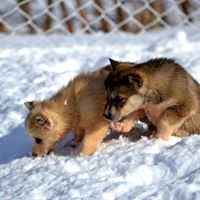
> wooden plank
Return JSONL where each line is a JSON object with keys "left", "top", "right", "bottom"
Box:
{"left": 115, "top": 0, "right": 129, "bottom": 31}
{"left": 60, "top": 1, "right": 74, "bottom": 33}
{"left": 94, "top": 0, "right": 109, "bottom": 32}
{"left": 43, "top": 0, "right": 53, "bottom": 31}
{"left": 181, "top": 0, "right": 192, "bottom": 22}
{"left": 76, "top": 0, "right": 90, "bottom": 33}
{"left": 17, "top": 0, "right": 35, "bottom": 33}
{"left": 0, "top": 22, "right": 6, "bottom": 32}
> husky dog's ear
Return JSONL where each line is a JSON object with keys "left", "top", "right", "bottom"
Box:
{"left": 24, "top": 101, "right": 37, "bottom": 111}
{"left": 128, "top": 74, "right": 143, "bottom": 89}
{"left": 109, "top": 58, "right": 119, "bottom": 72}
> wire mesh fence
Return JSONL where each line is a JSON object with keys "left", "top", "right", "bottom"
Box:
{"left": 0, "top": 0, "right": 200, "bottom": 35}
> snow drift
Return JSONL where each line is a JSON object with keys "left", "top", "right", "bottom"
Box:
{"left": 1, "top": 29, "right": 200, "bottom": 199}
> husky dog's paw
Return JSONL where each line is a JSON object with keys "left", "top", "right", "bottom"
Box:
{"left": 111, "top": 121, "right": 134, "bottom": 133}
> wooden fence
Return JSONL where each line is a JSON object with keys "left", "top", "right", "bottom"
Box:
{"left": 0, "top": 0, "right": 199, "bottom": 34}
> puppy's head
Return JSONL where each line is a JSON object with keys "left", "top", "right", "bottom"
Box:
{"left": 24, "top": 101, "right": 68, "bottom": 157}
{"left": 104, "top": 59, "right": 145, "bottom": 122}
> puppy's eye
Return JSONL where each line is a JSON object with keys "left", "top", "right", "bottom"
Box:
{"left": 114, "top": 96, "right": 126, "bottom": 106}
{"left": 115, "top": 96, "right": 124, "bottom": 102}
{"left": 35, "top": 137, "right": 43, "bottom": 144}
{"left": 35, "top": 116, "right": 45, "bottom": 124}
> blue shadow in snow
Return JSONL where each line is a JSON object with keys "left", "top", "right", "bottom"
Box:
{"left": 0, "top": 123, "right": 32, "bottom": 165}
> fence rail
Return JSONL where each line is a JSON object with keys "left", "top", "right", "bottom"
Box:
{"left": 0, "top": 0, "right": 200, "bottom": 35}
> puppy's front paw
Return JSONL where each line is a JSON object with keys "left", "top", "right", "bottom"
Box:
{"left": 111, "top": 122, "right": 123, "bottom": 132}
{"left": 111, "top": 121, "right": 134, "bottom": 133}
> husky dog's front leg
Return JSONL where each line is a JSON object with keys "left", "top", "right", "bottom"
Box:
{"left": 154, "top": 103, "right": 192, "bottom": 140}
{"left": 65, "top": 128, "right": 85, "bottom": 148}
{"left": 80, "top": 124, "right": 109, "bottom": 156}
{"left": 111, "top": 109, "right": 146, "bottom": 133}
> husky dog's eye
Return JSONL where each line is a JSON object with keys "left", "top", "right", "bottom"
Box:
{"left": 35, "top": 137, "right": 43, "bottom": 144}
{"left": 114, "top": 96, "right": 126, "bottom": 107}
{"left": 35, "top": 116, "right": 45, "bottom": 124}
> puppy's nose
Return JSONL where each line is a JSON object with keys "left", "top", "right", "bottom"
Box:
{"left": 32, "top": 152, "right": 38, "bottom": 157}
{"left": 47, "top": 150, "right": 51, "bottom": 155}
{"left": 103, "top": 112, "right": 113, "bottom": 120}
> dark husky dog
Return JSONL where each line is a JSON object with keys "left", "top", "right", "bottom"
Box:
{"left": 104, "top": 58, "right": 200, "bottom": 140}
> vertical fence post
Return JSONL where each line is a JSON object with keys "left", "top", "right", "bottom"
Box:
{"left": 17, "top": 0, "right": 35, "bottom": 33}
{"left": 94, "top": 0, "right": 109, "bottom": 32}
{"left": 59, "top": 1, "right": 74, "bottom": 33}
{"left": 0, "top": 22, "right": 6, "bottom": 32}
{"left": 150, "top": 0, "right": 164, "bottom": 29}
{"left": 76, "top": 0, "right": 90, "bottom": 33}
{"left": 181, "top": 0, "right": 192, "bottom": 22}
{"left": 43, "top": 0, "right": 53, "bottom": 31}
{"left": 114, "top": 0, "right": 129, "bottom": 31}
{"left": 138, "top": 0, "right": 163, "bottom": 31}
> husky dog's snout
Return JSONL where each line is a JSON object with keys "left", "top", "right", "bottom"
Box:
{"left": 103, "top": 111, "right": 113, "bottom": 121}
{"left": 103, "top": 103, "right": 113, "bottom": 120}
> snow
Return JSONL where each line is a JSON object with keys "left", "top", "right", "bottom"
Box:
{"left": 1, "top": 28, "right": 200, "bottom": 199}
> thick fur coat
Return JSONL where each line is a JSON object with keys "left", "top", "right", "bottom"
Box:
{"left": 25, "top": 66, "right": 112, "bottom": 156}
{"left": 104, "top": 58, "right": 200, "bottom": 140}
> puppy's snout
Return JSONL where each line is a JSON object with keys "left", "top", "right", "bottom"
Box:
{"left": 32, "top": 152, "right": 38, "bottom": 157}
{"left": 32, "top": 150, "right": 48, "bottom": 157}
{"left": 103, "top": 112, "right": 113, "bottom": 121}
{"left": 47, "top": 150, "right": 51, "bottom": 155}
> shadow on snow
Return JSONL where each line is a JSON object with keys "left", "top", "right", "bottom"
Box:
{"left": 0, "top": 123, "right": 32, "bottom": 165}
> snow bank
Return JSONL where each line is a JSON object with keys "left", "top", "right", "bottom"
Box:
{"left": 1, "top": 29, "right": 200, "bottom": 199}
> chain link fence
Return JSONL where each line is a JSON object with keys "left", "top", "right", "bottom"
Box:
{"left": 0, "top": 0, "right": 200, "bottom": 35}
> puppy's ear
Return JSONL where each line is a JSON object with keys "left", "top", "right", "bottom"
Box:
{"left": 128, "top": 74, "right": 143, "bottom": 89}
{"left": 109, "top": 58, "right": 119, "bottom": 72}
{"left": 24, "top": 101, "right": 38, "bottom": 111}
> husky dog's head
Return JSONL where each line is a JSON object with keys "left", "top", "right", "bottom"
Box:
{"left": 103, "top": 59, "right": 145, "bottom": 122}
{"left": 24, "top": 101, "right": 68, "bottom": 157}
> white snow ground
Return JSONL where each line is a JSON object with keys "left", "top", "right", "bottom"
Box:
{"left": 1, "top": 29, "right": 200, "bottom": 199}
